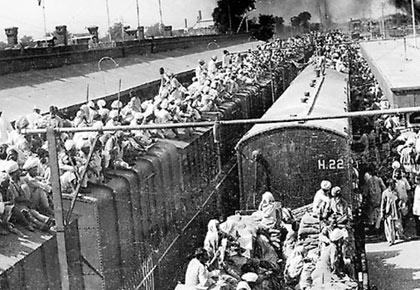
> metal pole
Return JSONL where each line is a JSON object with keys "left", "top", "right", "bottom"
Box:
{"left": 117, "top": 79, "right": 122, "bottom": 117}
{"left": 381, "top": 1, "right": 385, "bottom": 38}
{"left": 412, "top": 0, "right": 417, "bottom": 47}
{"left": 106, "top": 0, "right": 112, "bottom": 42}
{"left": 237, "top": 14, "right": 247, "bottom": 34}
{"left": 213, "top": 120, "right": 222, "bottom": 174}
{"left": 47, "top": 128, "right": 69, "bottom": 290}
{"left": 22, "top": 106, "right": 420, "bottom": 135}
{"left": 42, "top": 0, "right": 47, "bottom": 37}
{"left": 121, "top": 22, "right": 125, "bottom": 42}
{"left": 246, "top": 16, "right": 249, "bottom": 33}
{"left": 136, "top": 0, "right": 141, "bottom": 29}
{"left": 65, "top": 136, "right": 99, "bottom": 224}
{"left": 158, "top": 0, "right": 164, "bottom": 31}
{"left": 228, "top": 2, "right": 232, "bottom": 33}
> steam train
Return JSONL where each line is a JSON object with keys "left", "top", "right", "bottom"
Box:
{"left": 236, "top": 63, "right": 368, "bottom": 289}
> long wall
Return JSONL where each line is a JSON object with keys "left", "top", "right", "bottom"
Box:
{"left": 0, "top": 34, "right": 249, "bottom": 75}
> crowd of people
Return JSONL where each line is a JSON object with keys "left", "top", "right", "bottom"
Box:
{"left": 177, "top": 32, "right": 360, "bottom": 290}
{"left": 178, "top": 180, "right": 357, "bottom": 290}
{"left": 0, "top": 34, "right": 314, "bottom": 236}
{"left": 347, "top": 38, "right": 420, "bottom": 245}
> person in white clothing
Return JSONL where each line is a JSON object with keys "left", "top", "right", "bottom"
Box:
{"left": 207, "top": 56, "right": 218, "bottom": 76}
{"left": 184, "top": 248, "right": 211, "bottom": 288}
{"left": 26, "top": 106, "right": 43, "bottom": 129}
{"left": 313, "top": 180, "right": 332, "bottom": 219}
{"left": 413, "top": 175, "right": 420, "bottom": 236}
{"left": 0, "top": 111, "right": 12, "bottom": 144}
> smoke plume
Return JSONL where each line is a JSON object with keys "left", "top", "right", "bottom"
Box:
{"left": 391, "top": 0, "right": 420, "bottom": 19}
{"left": 254, "top": 0, "right": 400, "bottom": 24}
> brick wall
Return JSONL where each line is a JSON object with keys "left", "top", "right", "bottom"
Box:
{"left": 0, "top": 34, "right": 249, "bottom": 75}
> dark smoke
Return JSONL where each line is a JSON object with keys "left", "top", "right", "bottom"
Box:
{"left": 392, "top": 0, "right": 420, "bottom": 19}
{"left": 254, "top": 0, "right": 402, "bottom": 23}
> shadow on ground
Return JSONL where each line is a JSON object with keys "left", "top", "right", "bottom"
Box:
{"left": 367, "top": 240, "right": 420, "bottom": 290}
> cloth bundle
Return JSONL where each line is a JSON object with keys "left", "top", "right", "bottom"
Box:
{"left": 296, "top": 234, "right": 320, "bottom": 251}
{"left": 298, "top": 213, "right": 321, "bottom": 238}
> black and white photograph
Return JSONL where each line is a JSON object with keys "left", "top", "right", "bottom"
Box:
{"left": 0, "top": 0, "right": 419, "bottom": 289}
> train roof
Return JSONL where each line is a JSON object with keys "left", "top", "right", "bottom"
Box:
{"left": 360, "top": 38, "right": 420, "bottom": 92}
{"left": 360, "top": 38, "right": 420, "bottom": 107}
{"left": 237, "top": 64, "right": 349, "bottom": 148}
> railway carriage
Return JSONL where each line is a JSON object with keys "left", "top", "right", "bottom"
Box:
{"left": 236, "top": 63, "right": 369, "bottom": 289}
{"left": 236, "top": 64, "right": 352, "bottom": 209}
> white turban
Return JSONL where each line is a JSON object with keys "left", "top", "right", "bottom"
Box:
{"left": 320, "top": 180, "right": 332, "bottom": 191}
{"left": 6, "top": 161, "right": 19, "bottom": 175}
{"left": 22, "top": 157, "right": 39, "bottom": 171}
{"left": 64, "top": 139, "right": 76, "bottom": 151}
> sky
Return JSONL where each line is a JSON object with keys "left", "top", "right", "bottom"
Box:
{"left": 253, "top": 0, "right": 399, "bottom": 23}
{"left": 0, "top": 0, "right": 217, "bottom": 41}
{"left": 0, "top": 0, "right": 402, "bottom": 42}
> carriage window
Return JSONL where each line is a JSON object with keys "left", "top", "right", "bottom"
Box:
{"left": 408, "top": 112, "right": 420, "bottom": 125}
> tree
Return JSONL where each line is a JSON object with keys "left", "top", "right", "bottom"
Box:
{"left": 145, "top": 23, "right": 164, "bottom": 37}
{"left": 212, "top": 0, "right": 256, "bottom": 33}
{"left": 252, "top": 14, "right": 276, "bottom": 42}
{"left": 107, "top": 22, "right": 131, "bottom": 41}
{"left": 290, "top": 16, "right": 300, "bottom": 28}
{"left": 298, "top": 11, "right": 311, "bottom": 31}
{"left": 108, "top": 22, "right": 123, "bottom": 41}
{"left": 20, "top": 35, "right": 34, "bottom": 47}
{"left": 274, "top": 16, "right": 285, "bottom": 34}
{"left": 310, "top": 23, "right": 321, "bottom": 32}
{"left": 0, "top": 41, "right": 7, "bottom": 50}
{"left": 290, "top": 11, "right": 312, "bottom": 32}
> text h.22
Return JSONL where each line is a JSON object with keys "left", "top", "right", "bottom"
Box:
{"left": 317, "top": 159, "right": 344, "bottom": 170}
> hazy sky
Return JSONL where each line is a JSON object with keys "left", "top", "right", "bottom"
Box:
{"left": 0, "top": 0, "right": 401, "bottom": 42}
{"left": 0, "top": 0, "right": 217, "bottom": 41}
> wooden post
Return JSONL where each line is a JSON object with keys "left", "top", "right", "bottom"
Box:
{"left": 47, "top": 127, "right": 70, "bottom": 290}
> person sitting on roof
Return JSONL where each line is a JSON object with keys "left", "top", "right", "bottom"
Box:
{"left": 0, "top": 111, "right": 12, "bottom": 144}
{"left": 59, "top": 140, "right": 80, "bottom": 175}
{"left": 196, "top": 60, "right": 208, "bottom": 84}
{"left": 313, "top": 180, "right": 332, "bottom": 219}
{"left": 73, "top": 110, "right": 88, "bottom": 128}
{"left": 6, "top": 161, "right": 53, "bottom": 232}
{"left": 26, "top": 106, "right": 43, "bottom": 129}
{"left": 44, "top": 106, "right": 63, "bottom": 128}
{"left": 104, "top": 131, "right": 131, "bottom": 170}
{"left": 184, "top": 248, "right": 212, "bottom": 288}
{"left": 21, "top": 157, "right": 53, "bottom": 217}
{"left": 0, "top": 172, "right": 16, "bottom": 235}
{"left": 208, "top": 56, "right": 218, "bottom": 77}
{"left": 329, "top": 186, "right": 351, "bottom": 226}
{"left": 97, "top": 99, "right": 109, "bottom": 122}
{"left": 258, "top": 191, "right": 282, "bottom": 230}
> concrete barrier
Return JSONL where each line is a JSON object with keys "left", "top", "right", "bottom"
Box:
{"left": 0, "top": 34, "right": 249, "bottom": 75}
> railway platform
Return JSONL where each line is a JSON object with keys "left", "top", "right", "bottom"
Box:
{"left": 0, "top": 41, "right": 260, "bottom": 120}
{"left": 366, "top": 219, "right": 420, "bottom": 290}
